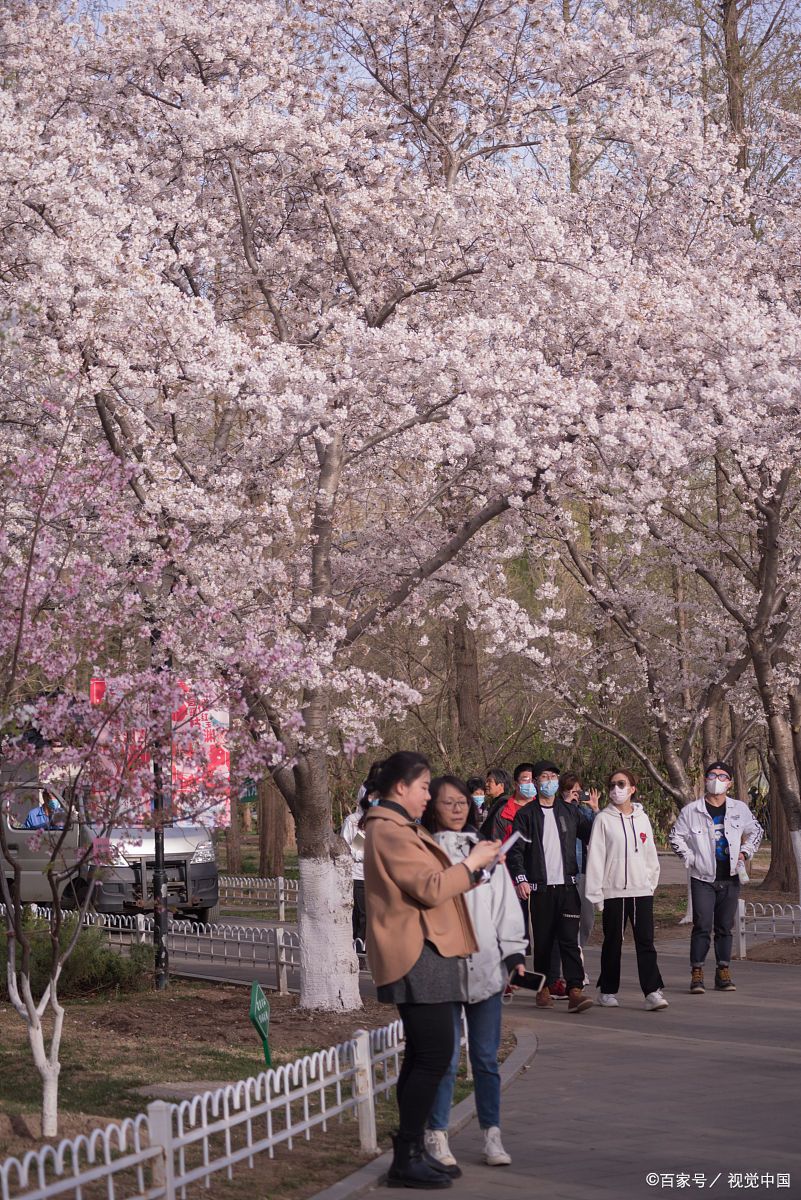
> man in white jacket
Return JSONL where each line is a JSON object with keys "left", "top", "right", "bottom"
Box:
{"left": 669, "top": 761, "right": 763, "bottom": 995}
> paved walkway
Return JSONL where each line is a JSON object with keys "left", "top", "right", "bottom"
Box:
{"left": 335, "top": 938, "right": 801, "bottom": 1200}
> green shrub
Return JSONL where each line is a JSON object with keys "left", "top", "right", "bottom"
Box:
{"left": 0, "top": 917, "right": 151, "bottom": 1000}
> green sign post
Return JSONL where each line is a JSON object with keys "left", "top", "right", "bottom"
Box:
{"left": 249, "top": 981, "right": 272, "bottom": 1067}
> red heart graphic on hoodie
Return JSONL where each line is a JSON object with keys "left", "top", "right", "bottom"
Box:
{"left": 640, "top": 831, "right": 647, "bottom": 843}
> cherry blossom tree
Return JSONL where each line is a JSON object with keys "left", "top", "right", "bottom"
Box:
{"left": 6, "top": 0, "right": 797, "bottom": 1012}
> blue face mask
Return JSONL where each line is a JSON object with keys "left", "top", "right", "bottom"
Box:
{"left": 369, "top": 798, "right": 380, "bottom": 807}
{"left": 538, "top": 780, "right": 559, "bottom": 799}
{"left": 471, "top": 795, "right": 484, "bottom": 806}
{"left": 517, "top": 781, "right": 537, "bottom": 799}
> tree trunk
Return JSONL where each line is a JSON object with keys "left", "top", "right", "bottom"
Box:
{"left": 702, "top": 697, "right": 727, "bottom": 766}
{"left": 225, "top": 805, "right": 242, "bottom": 874}
{"left": 258, "top": 775, "right": 287, "bottom": 878}
{"left": 762, "top": 763, "right": 798, "bottom": 894}
{"left": 728, "top": 706, "right": 749, "bottom": 805}
{"left": 720, "top": 0, "right": 748, "bottom": 171}
{"left": 41, "top": 1069, "right": 59, "bottom": 1139}
{"left": 291, "top": 745, "right": 361, "bottom": 1011}
{"left": 27, "top": 1013, "right": 62, "bottom": 1138}
{"left": 673, "top": 567, "right": 693, "bottom": 714}
{"left": 750, "top": 639, "right": 801, "bottom": 899}
{"left": 452, "top": 614, "right": 482, "bottom": 766}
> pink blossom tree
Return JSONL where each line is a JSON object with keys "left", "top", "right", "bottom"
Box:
{"left": 5, "top": 0, "right": 791, "bottom": 1011}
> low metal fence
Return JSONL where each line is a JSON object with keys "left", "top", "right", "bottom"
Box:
{"left": 0, "top": 1022, "right": 407, "bottom": 1200}
{"left": 3, "top": 908, "right": 303, "bottom": 992}
{"left": 737, "top": 899, "right": 801, "bottom": 959}
{"left": 2, "top": 906, "right": 365, "bottom": 994}
{"left": 92, "top": 912, "right": 302, "bottom": 993}
{"left": 218, "top": 876, "right": 299, "bottom": 920}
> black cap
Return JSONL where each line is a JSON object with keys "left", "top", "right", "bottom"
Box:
{"left": 705, "top": 760, "right": 732, "bottom": 778}
{"left": 532, "top": 759, "right": 560, "bottom": 778}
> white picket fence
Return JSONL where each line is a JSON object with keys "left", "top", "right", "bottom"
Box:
{"left": 218, "top": 876, "right": 299, "bottom": 920}
{"left": 737, "top": 899, "right": 801, "bottom": 958}
{"left": 0, "top": 1021, "right": 406, "bottom": 1200}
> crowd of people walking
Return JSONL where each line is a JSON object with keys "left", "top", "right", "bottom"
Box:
{"left": 342, "top": 752, "right": 764, "bottom": 1188}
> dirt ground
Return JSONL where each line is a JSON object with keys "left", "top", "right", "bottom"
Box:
{"left": 0, "top": 982, "right": 514, "bottom": 1200}
{"left": 0, "top": 986, "right": 394, "bottom": 1156}
{"left": 742, "top": 939, "right": 801, "bottom": 964}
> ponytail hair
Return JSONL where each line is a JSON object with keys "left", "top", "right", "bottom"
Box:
{"left": 357, "top": 761, "right": 383, "bottom": 830}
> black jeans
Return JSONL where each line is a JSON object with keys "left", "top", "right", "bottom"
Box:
{"left": 396, "top": 1002, "right": 456, "bottom": 1138}
{"left": 547, "top": 940, "right": 562, "bottom": 986}
{"left": 531, "top": 884, "right": 584, "bottom": 991}
{"left": 598, "top": 895, "right": 663, "bottom": 996}
{"left": 690, "top": 877, "right": 740, "bottom": 967}
{"left": 352, "top": 880, "right": 366, "bottom": 945}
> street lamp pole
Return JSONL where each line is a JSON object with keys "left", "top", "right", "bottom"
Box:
{"left": 150, "top": 624, "right": 169, "bottom": 991}
{"left": 152, "top": 745, "right": 169, "bottom": 990}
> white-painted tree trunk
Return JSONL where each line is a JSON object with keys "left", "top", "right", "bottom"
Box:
{"left": 297, "top": 854, "right": 361, "bottom": 1011}
{"left": 27, "top": 1016, "right": 62, "bottom": 1138}
{"left": 791, "top": 831, "right": 801, "bottom": 905}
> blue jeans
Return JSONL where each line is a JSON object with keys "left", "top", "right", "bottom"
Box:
{"left": 427, "top": 992, "right": 502, "bottom": 1132}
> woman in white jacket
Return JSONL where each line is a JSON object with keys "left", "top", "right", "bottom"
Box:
{"left": 584, "top": 769, "right": 668, "bottom": 1011}
{"left": 421, "top": 775, "right": 528, "bottom": 1172}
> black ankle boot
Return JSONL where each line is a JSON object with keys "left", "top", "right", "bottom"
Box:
{"left": 386, "top": 1132, "right": 452, "bottom": 1189}
{"left": 420, "top": 1137, "right": 462, "bottom": 1179}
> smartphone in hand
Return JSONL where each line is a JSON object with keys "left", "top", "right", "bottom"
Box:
{"left": 511, "top": 969, "right": 546, "bottom": 994}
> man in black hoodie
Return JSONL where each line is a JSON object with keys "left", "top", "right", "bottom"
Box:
{"left": 507, "top": 760, "right": 593, "bottom": 1014}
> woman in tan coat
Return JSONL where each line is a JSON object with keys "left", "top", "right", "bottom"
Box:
{"left": 364, "top": 752, "right": 500, "bottom": 1190}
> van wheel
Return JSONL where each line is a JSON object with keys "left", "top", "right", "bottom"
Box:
{"left": 194, "top": 903, "right": 220, "bottom": 926}
{"left": 61, "top": 881, "right": 89, "bottom": 912}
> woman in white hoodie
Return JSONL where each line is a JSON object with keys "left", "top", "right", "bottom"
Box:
{"left": 421, "top": 775, "right": 528, "bottom": 1172}
{"left": 584, "top": 769, "right": 668, "bottom": 1011}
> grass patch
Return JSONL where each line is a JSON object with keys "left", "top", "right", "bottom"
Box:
{"left": 653, "top": 884, "right": 690, "bottom": 928}
{"left": 216, "top": 837, "right": 299, "bottom": 880}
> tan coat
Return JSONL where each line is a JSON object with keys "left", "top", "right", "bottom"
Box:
{"left": 363, "top": 805, "right": 478, "bottom": 987}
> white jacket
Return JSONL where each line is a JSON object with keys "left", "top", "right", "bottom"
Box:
{"left": 341, "top": 811, "right": 365, "bottom": 882}
{"left": 669, "top": 797, "right": 763, "bottom": 884}
{"left": 435, "top": 830, "right": 528, "bottom": 1004}
{"left": 584, "top": 803, "right": 660, "bottom": 907}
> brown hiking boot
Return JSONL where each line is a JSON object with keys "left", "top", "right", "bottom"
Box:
{"left": 536, "top": 985, "right": 555, "bottom": 1009}
{"left": 715, "top": 966, "right": 736, "bottom": 991}
{"left": 690, "top": 967, "right": 705, "bottom": 994}
{"left": 567, "top": 987, "right": 593, "bottom": 1014}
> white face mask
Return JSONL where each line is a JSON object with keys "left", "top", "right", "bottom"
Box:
{"left": 705, "top": 777, "right": 729, "bottom": 796}
{"left": 609, "top": 783, "right": 631, "bottom": 806}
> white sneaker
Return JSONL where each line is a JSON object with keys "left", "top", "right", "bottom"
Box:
{"left": 597, "top": 993, "right": 619, "bottom": 1007}
{"left": 644, "top": 989, "right": 669, "bottom": 1011}
{"left": 483, "top": 1126, "right": 511, "bottom": 1166}
{"left": 424, "top": 1129, "right": 457, "bottom": 1168}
